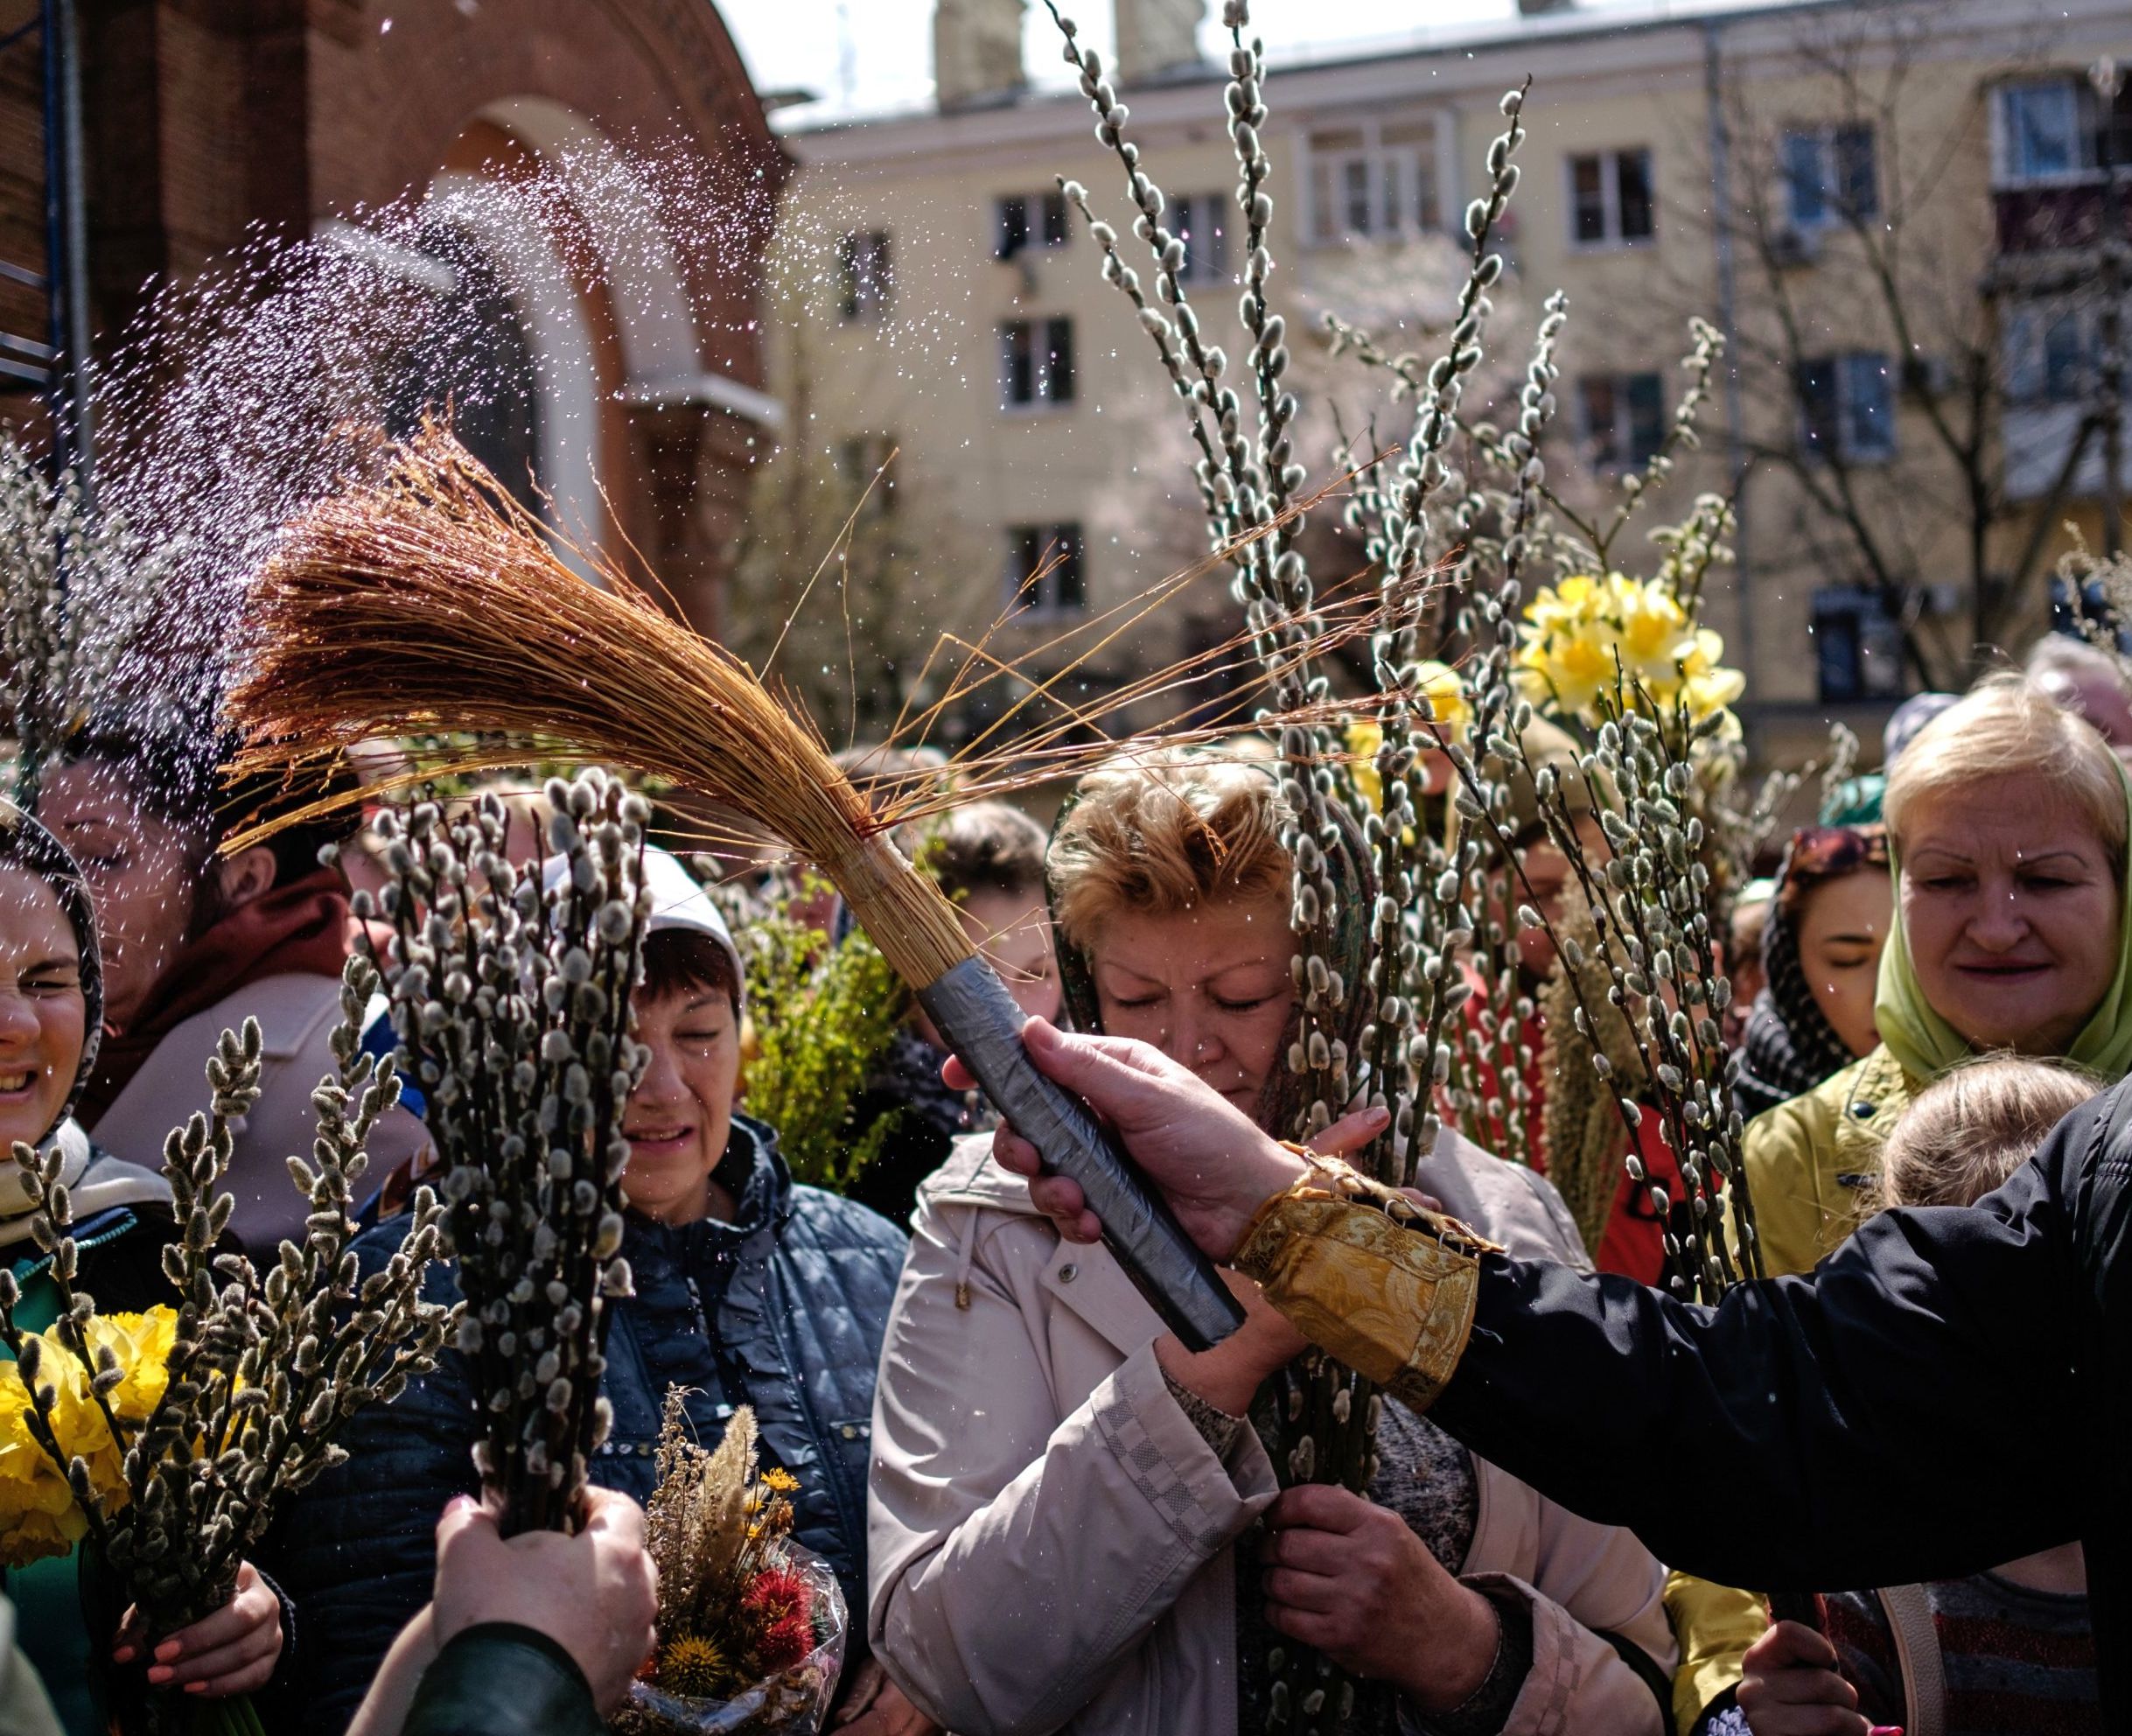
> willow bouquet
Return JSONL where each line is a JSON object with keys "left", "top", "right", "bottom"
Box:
{"left": 356, "top": 769, "right": 650, "bottom": 1534}
{"left": 0, "top": 965, "right": 451, "bottom": 1735}
{"left": 1040, "top": 0, "right": 1800, "bottom": 1719}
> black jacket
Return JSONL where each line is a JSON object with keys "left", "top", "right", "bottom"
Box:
{"left": 1426, "top": 1071, "right": 2132, "bottom": 1718}
{"left": 262, "top": 1116, "right": 906, "bottom": 1733}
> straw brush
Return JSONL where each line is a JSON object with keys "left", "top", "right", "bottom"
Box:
{"left": 226, "top": 430, "right": 1245, "bottom": 1348}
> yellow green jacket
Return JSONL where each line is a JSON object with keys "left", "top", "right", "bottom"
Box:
{"left": 1736, "top": 1044, "right": 1919, "bottom": 1279}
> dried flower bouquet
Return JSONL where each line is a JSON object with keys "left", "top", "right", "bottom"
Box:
{"left": 616, "top": 1396, "right": 847, "bottom": 1736}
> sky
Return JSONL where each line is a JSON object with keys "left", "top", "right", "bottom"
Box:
{"left": 715, "top": 0, "right": 1528, "bottom": 121}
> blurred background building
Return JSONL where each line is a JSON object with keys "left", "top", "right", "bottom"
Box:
{"left": 766, "top": 0, "right": 2131, "bottom": 763}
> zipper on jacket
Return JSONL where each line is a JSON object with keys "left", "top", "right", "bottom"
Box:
{"left": 10, "top": 1208, "right": 138, "bottom": 1284}
{"left": 759, "top": 1254, "right": 867, "bottom": 1564}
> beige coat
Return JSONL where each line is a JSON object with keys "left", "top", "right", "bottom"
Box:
{"left": 868, "top": 1129, "right": 1675, "bottom": 1736}
{"left": 91, "top": 973, "right": 431, "bottom": 1257}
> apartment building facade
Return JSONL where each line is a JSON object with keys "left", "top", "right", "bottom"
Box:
{"left": 772, "top": 0, "right": 2130, "bottom": 763}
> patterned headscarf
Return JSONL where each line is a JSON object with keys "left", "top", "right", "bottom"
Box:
{"left": 1048, "top": 759, "right": 1376, "bottom": 1138}
{"left": 1734, "top": 824, "right": 1889, "bottom": 1121}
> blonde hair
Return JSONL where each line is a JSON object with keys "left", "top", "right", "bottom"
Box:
{"left": 1047, "top": 749, "right": 1291, "bottom": 948}
{"left": 1884, "top": 674, "right": 2126, "bottom": 871}
{"left": 1876, "top": 1054, "right": 2100, "bottom": 1211}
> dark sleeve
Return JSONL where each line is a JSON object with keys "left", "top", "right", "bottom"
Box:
{"left": 402, "top": 1624, "right": 600, "bottom": 1736}
{"left": 254, "top": 1235, "right": 479, "bottom": 1736}
{"left": 1429, "top": 1122, "right": 2094, "bottom": 1591}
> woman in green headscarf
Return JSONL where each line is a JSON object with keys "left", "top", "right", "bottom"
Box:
{"left": 1738, "top": 673, "right": 2132, "bottom": 1278}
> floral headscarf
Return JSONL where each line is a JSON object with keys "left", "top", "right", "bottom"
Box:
{"left": 1734, "top": 825, "right": 1889, "bottom": 1121}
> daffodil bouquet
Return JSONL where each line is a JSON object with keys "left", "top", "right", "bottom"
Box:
{"left": 0, "top": 962, "right": 452, "bottom": 1733}
{"left": 1513, "top": 570, "right": 1744, "bottom": 740}
{"left": 617, "top": 1396, "right": 848, "bottom": 1735}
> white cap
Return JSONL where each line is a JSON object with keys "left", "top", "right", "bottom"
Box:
{"left": 542, "top": 844, "right": 746, "bottom": 1009}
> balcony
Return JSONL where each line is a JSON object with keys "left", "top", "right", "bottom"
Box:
{"left": 1994, "top": 178, "right": 2130, "bottom": 257}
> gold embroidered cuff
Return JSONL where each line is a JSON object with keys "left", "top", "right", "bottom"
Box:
{"left": 1232, "top": 1154, "right": 1494, "bottom": 1410}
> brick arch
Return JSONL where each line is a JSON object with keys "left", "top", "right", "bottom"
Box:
{"left": 307, "top": 0, "right": 786, "bottom": 388}
{"left": 69, "top": 0, "right": 781, "bottom": 633}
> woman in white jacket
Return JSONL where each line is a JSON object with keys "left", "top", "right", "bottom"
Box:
{"left": 867, "top": 752, "right": 1676, "bottom": 1736}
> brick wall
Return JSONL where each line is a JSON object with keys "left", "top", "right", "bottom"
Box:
{"left": 0, "top": 0, "right": 785, "bottom": 630}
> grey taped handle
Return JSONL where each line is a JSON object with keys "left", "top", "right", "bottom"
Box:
{"left": 919, "top": 956, "right": 1246, "bottom": 1350}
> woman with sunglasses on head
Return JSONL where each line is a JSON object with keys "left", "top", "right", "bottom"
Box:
{"left": 0, "top": 807, "right": 286, "bottom": 1732}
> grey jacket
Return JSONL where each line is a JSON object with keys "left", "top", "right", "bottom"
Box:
{"left": 867, "top": 1127, "right": 1674, "bottom": 1736}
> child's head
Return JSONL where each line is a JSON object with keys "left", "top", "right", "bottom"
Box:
{"left": 1877, "top": 1055, "right": 2101, "bottom": 1211}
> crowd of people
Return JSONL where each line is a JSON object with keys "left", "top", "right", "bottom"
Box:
{"left": 4, "top": 630, "right": 2131, "bottom": 1736}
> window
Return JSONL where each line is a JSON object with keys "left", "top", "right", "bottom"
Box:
{"left": 1004, "top": 523, "right": 1086, "bottom": 616}
{"left": 1568, "top": 149, "right": 1654, "bottom": 248}
{"left": 995, "top": 191, "right": 1070, "bottom": 260}
{"left": 1577, "top": 373, "right": 1667, "bottom": 470}
{"left": 839, "top": 231, "right": 891, "bottom": 321}
{"left": 1996, "top": 75, "right": 2132, "bottom": 186}
{"left": 1000, "top": 318, "right": 1076, "bottom": 409}
{"left": 1795, "top": 354, "right": 1891, "bottom": 459}
{"left": 1797, "top": 352, "right": 1895, "bottom": 462}
{"left": 1781, "top": 124, "right": 1878, "bottom": 230}
{"left": 1173, "top": 192, "right": 1228, "bottom": 285}
{"left": 1304, "top": 116, "right": 1446, "bottom": 246}
{"left": 1813, "top": 585, "right": 1905, "bottom": 702}
{"left": 2005, "top": 299, "right": 2101, "bottom": 404}
{"left": 838, "top": 434, "right": 898, "bottom": 514}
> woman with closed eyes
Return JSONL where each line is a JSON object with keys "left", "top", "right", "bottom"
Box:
{"left": 0, "top": 804, "right": 287, "bottom": 1732}
{"left": 866, "top": 750, "right": 1676, "bottom": 1736}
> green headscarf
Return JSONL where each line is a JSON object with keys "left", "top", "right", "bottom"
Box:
{"left": 1874, "top": 760, "right": 2132, "bottom": 1082}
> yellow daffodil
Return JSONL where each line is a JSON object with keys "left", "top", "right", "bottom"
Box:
{"left": 0, "top": 1306, "right": 176, "bottom": 1568}
{"left": 1521, "top": 572, "right": 1608, "bottom": 636}
{"left": 80, "top": 1309, "right": 176, "bottom": 1424}
{"left": 1515, "top": 572, "right": 1743, "bottom": 729}
{"left": 0, "top": 1371, "right": 87, "bottom": 1567}
{"left": 1413, "top": 662, "right": 1472, "bottom": 743}
{"left": 1345, "top": 718, "right": 1384, "bottom": 814}
{"left": 1514, "top": 631, "right": 1614, "bottom": 720}
{"left": 1608, "top": 578, "right": 1693, "bottom": 690}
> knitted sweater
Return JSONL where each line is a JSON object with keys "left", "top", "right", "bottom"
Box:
{"left": 1825, "top": 1574, "right": 2098, "bottom": 1735}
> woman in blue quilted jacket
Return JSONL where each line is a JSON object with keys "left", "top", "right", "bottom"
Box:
{"left": 262, "top": 850, "right": 933, "bottom": 1735}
